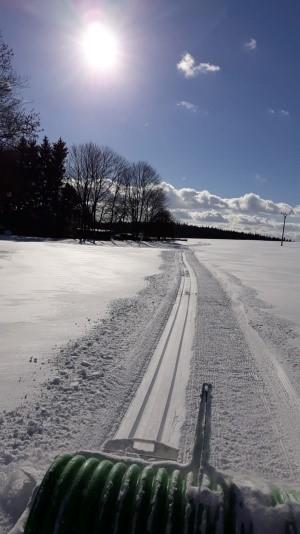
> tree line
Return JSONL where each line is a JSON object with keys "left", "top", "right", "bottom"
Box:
{"left": 0, "top": 141, "right": 282, "bottom": 242}
{"left": 0, "top": 137, "right": 173, "bottom": 240}
{"left": 174, "top": 223, "right": 281, "bottom": 241}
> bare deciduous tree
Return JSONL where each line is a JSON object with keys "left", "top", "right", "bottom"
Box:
{"left": 67, "top": 145, "right": 171, "bottom": 240}
{"left": 67, "top": 144, "right": 94, "bottom": 241}
{"left": 67, "top": 143, "right": 128, "bottom": 240}
{"left": 127, "top": 162, "right": 162, "bottom": 226}
{"left": 0, "top": 35, "right": 39, "bottom": 149}
{"left": 144, "top": 186, "right": 167, "bottom": 223}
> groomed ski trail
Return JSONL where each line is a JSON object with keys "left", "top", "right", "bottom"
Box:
{"left": 111, "top": 252, "right": 198, "bottom": 453}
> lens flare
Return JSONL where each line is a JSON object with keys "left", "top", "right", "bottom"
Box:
{"left": 81, "top": 22, "right": 119, "bottom": 71}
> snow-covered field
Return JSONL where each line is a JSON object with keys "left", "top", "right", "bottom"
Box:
{"left": 0, "top": 239, "right": 162, "bottom": 410}
{"left": 1, "top": 238, "right": 300, "bottom": 532}
{"left": 191, "top": 239, "right": 300, "bottom": 328}
{"left": 185, "top": 240, "right": 300, "bottom": 482}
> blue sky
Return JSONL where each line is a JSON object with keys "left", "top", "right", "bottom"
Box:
{"left": 1, "top": 0, "right": 300, "bottom": 237}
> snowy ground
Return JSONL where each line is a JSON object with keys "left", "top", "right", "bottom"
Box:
{"left": 183, "top": 239, "right": 300, "bottom": 482}
{"left": 0, "top": 239, "right": 180, "bottom": 532}
{"left": 0, "top": 239, "right": 162, "bottom": 410}
{"left": 1, "top": 238, "right": 300, "bottom": 532}
{"left": 190, "top": 239, "right": 300, "bottom": 329}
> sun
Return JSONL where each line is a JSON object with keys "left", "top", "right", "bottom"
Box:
{"left": 81, "top": 22, "right": 119, "bottom": 72}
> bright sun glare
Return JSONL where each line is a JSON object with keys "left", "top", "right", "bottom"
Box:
{"left": 81, "top": 22, "right": 119, "bottom": 71}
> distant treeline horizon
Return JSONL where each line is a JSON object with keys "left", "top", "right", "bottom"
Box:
{"left": 0, "top": 137, "right": 284, "bottom": 242}
{"left": 171, "top": 223, "right": 282, "bottom": 241}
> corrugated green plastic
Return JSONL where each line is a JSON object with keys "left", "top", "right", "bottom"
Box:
{"left": 25, "top": 454, "right": 187, "bottom": 534}
{"left": 24, "top": 453, "right": 300, "bottom": 534}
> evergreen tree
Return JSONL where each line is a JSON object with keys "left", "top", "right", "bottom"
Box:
{"left": 39, "top": 136, "right": 52, "bottom": 211}
{"left": 17, "top": 137, "right": 40, "bottom": 214}
{"left": 60, "top": 182, "right": 80, "bottom": 235}
{"left": 50, "top": 137, "right": 68, "bottom": 233}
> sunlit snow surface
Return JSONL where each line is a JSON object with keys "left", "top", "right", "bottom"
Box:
{"left": 0, "top": 239, "right": 161, "bottom": 410}
{"left": 1, "top": 238, "right": 300, "bottom": 533}
{"left": 191, "top": 239, "right": 300, "bottom": 328}
{"left": 184, "top": 239, "right": 300, "bottom": 483}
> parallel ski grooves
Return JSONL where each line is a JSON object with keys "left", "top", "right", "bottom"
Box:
{"left": 156, "top": 276, "right": 191, "bottom": 442}
{"left": 111, "top": 251, "right": 198, "bottom": 456}
{"left": 128, "top": 266, "right": 186, "bottom": 439}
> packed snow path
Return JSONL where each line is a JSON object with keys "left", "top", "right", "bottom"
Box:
{"left": 182, "top": 251, "right": 300, "bottom": 482}
{"left": 108, "top": 252, "right": 197, "bottom": 457}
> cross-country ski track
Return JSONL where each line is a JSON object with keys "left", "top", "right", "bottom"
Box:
{"left": 106, "top": 252, "right": 198, "bottom": 458}
{"left": 106, "top": 246, "right": 300, "bottom": 483}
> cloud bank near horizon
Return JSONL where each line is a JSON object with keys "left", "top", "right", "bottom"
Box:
{"left": 162, "top": 182, "right": 300, "bottom": 239}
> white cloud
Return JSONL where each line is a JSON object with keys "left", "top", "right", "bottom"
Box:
{"left": 192, "top": 211, "right": 228, "bottom": 223}
{"left": 225, "top": 192, "right": 289, "bottom": 214}
{"left": 177, "top": 52, "right": 221, "bottom": 78}
{"left": 162, "top": 182, "right": 299, "bottom": 238}
{"left": 244, "top": 38, "right": 257, "bottom": 50}
{"left": 294, "top": 205, "right": 300, "bottom": 215}
{"left": 177, "top": 100, "right": 198, "bottom": 113}
{"left": 171, "top": 209, "right": 193, "bottom": 220}
{"left": 268, "top": 108, "right": 290, "bottom": 117}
